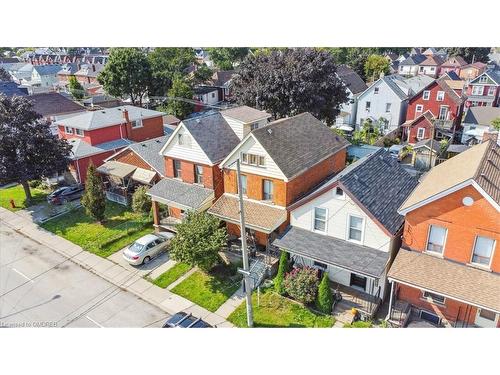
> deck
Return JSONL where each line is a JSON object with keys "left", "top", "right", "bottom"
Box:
{"left": 332, "top": 283, "right": 382, "bottom": 323}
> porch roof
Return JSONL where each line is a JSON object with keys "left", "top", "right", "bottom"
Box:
{"left": 96, "top": 161, "right": 137, "bottom": 179}
{"left": 273, "top": 226, "right": 390, "bottom": 278}
{"left": 147, "top": 177, "right": 214, "bottom": 211}
{"left": 208, "top": 194, "right": 287, "bottom": 234}
{"left": 388, "top": 249, "right": 500, "bottom": 313}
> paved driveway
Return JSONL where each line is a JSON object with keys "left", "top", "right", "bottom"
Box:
{"left": 0, "top": 224, "right": 170, "bottom": 328}
{"left": 107, "top": 248, "right": 171, "bottom": 278}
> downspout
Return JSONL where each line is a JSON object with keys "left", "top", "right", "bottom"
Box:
{"left": 385, "top": 280, "right": 395, "bottom": 321}
{"left": 76, "top": 159, "right": 82, "bottom": 184}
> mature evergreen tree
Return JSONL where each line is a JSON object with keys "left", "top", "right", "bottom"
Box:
{"left": 68, "top": 76, "right": 85, "bottom": 100}
{"left": 131, "top": 185, "right": 152, "bottom": 214}
{"left": 98, "top": 48, "right": 151, "bottom": 106}
{"left": 206, "top": 48, "right": 249, "bottom": 70}
{"left": 316, "top": 272, "right": 334, "bottom": 314}
{"left": 148, "top": 47, "right": 196, "bottom": 96}
{"left": 169, "top": 211, "right": 227, "bottom": 271}
{"left": 445, "top": 47, "right": 491, "bottom": 63}
{"left": 233, "top": 48, "right": 349, "bottom": 125}
{"left": 80, "top": 163, "right": 106, "bottom": 222}
{"left": 0, "top": 95, "right": 72, "bottom": 204}
{"left": 159, "top": 75, "right": 194, "bottom": 119}
{"left": 274, "top": 251, "right": 289, "bottom": 295}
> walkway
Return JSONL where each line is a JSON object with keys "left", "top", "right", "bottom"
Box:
{"left": 0, "top": 207, "right": 234, "bottom": 327}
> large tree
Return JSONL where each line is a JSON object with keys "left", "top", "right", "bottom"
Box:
{"left": 68, "top": 76, "right": 85, "bottom": 100}
{"left": 232, "top": 48, "right": 349, "bottom": 125}
{"left": 169, "top": 211, "right": 227, "bottom": 271}
{"left": 97, "top": 48, "right": 151, "bottom": 106}
{"left": 158, "top": 75, "right": 194, "bottom": 119}
{"left": 148, "top": 47, "right": 196, "bottom": 96}
{"left": 364, "top": 54, "right": 390, "bottom": 82}
{"left": 445, "top": 47, "right": 491, "bottom": 63}
{"left": 0, "top": 95, "right": 72, "bottom": 203}
{"left": 206, "top": 48, "right": 249, "bottom": 70}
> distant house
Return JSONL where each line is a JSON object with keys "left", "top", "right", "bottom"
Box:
{"left": 56, "top": 63, "right": 80, "bottom": 86}
{"left": 439, "top": 56, "right": 468, "bottom": 76}
{"left": 398, "top": 55, "right": 427, "bottom": 76}
{"left": 334, "top": 65, "right": 368, "bottom": 129}
{"left": 402, "top": 110, "right": 435, "bottom": 144}
{"left": 418, "top": 55, "right": 444, "bottom": 78}
{"left": 74, "top": 63, "right": 103, "bottom": 85}
{"left": 273, "top": 149, "right": 418, "bottom": 320}
{"left": 193, "top": 86, "right": 220, "bottom": 109}
{"left": 410, "top": 138, "right": 441, "bottom": 171}
{"left": 461, "top": 106, "right": 500, "bottom": 144}
{"left": 0, "top": 81, "right": 28, "bottom": 97}
{"left": 23, "top": 64, "right": 62, "bottom": 91}
{"left": 54, "top": 105, "right": 166, "bottom": 183}
{"left": 465, "top": 70, "right": 500, "bottom": 108}
{"left": 460, "top": 62, "right": 488, "bottom": 81}
{"left": 209, "top": 70, "right": 236, "bottom": 101}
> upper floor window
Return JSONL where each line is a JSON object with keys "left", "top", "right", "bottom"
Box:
{"left": 385, "top": 103, "right": 392, "bottom": 113}
{"left": 263, "top": 179, "right": 273, "bottom": 201}
{"left": 365, "top": 101, "right": 371, "bottom": 111}
{"left": 479, "top": 75, "right": 488, "bottom": 83}
{"left": 347, "top": 215, "right": 364, "bottom": 243}
{"left": 178, "top": 133, "right": 191, "bottom": 147}
{"left": 472, "top": 86, "right": 484, "bottom": 96}
{"left": 436, "top": 91, "right": 445, "bottom": 101}
{"left": 430, "top": 67, "right": 435, "bottom": 71}
{"left": 417, "top": 127, "right": 425, "bottom": 139}
{"left": 64, "top": 126, "right": 73, "bottom": 134}
{"left": 374, "top": 87, "right": 379, "bottom": 94}
{"left": 173, "top": 159, "right": 182, "bottom": 179}
{"left": 75, "top": 128, "right": 84, "bottom": 137}
{"left": 241, "top": 153, "right": 265, "bottom": 167}
{"left": 419, "top": 66, "right": 425, "bottom": 73}
{"left": 194, "top": 164, "right": 203, "bottom": 184}
{"left": 487, "top": 86, "right": 496, "bottom": 96}
{"left": 131, "top": 119, "right": 142, "bottom": 128}
{"left": 422, "top": 90, "right": 430, "bottom": 100}
{"left": 426, "top": 225, "right": 447, "bottom": 254}
{"left": 250, "top": 122, "right": 260, "bottom": 131}
{"left": 416, "top": 104, "right": 424, "bottom": 112}
{"left": 313, "top": 207, "right": 327, "bottom": 232}
{"left": 471, "top": 236, "right": 495, "bottom": 266}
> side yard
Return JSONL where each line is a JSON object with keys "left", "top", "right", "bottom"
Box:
{"left": 0, "top": 184, "right": 49, "bottom": 211}
{"left": 41, "top": 202, "right": 153, "bottom": 258}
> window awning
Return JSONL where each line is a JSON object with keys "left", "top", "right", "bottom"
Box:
{"left": 131, "top": 168, "right": 156, "bottom": 185}
{"left": 96, "top": 161, "right": 137, "bottom": 179}
{"left": 97, "top": 160, "right": 137, "bottom": 178}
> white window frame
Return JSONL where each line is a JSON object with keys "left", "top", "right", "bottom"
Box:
{"left": 241, "top": 153, "right": 248, "bottom": 164}
{"left": 478, "top": 75, "right": 488, "bottom": 83}
{"left": 64, "top": 126, "right": 73, "bottom": 134}
{"left": 178, "top": 133, "right": 191, "bottom": 147}
{"left": 263, "top": 179, "right": 273, "bottom": 201}
{"left": 439, "top": 105, "right": 449, "bottom": 120}
{"left": 423, "top": 91, "right": 430, "bottom": 100}
{"left": 374, "top": 87, "right": 379, "bottom": 95}
{"left": 194, "top": 164, "right": 203, "bottom": 185}
{"left": 416, "top": 104, "right": 424, "bottom": 112}
{"left": 365, "top": 101, "right": 371, "bottom": 111}
{"left": 313, "top": 207, "right": 327, "bottom": 233}
{"left": 425, "top": 224, "right": 447, "bottom": 255}
{"left": 131, "top": 119, "right": 143, "bottom": 128}
{"left": 422, "top": 291, "right": 446, "bottom": 305}
{"left": 75, "top": 128, "right": 84, "bottom": 137}
{"left": 419, "top": 66, "right": 425, "bottom": 73}
{"left": 250, "top": 122, "right": 260, "bottom": 130}
{"left": 173, "top": 159, "right": 182, "bottom": 179}
{"left": 417, "top": 127, "right": 425, "bottom": 139}
{"left": 472, "top": 86, "right": 484, "bottom": 96}
{"left": 436, "top": 91, "right": 445, "bottom": 101}
{"left": 470, "top": 235, "right": 496, "bottom": 268}
{"left": 385, "top": 103, "right": 391, "bottom": 113}
{"left": 487, "top": 86, "right": 496, "bottom": 96}
{"left": 346, "top": 214, "right": 365, "bottom": 244}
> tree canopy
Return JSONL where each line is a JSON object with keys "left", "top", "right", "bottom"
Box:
{"left": 232, "top": 48, "right": 349, "bottom": 125}
{"left": 148, "top": 47, "right": 196, "bottom": 96}
{"left": 158, "top": 75, "right": 194, "bottom": 119}
{"left": 81, "top": 163, "right": 106, "bottom": 222}
{"left": 445, "top": 47, "right": 491, "bottom": 63}
{"left": 364, "top": 54, "right": 390, "bottom": 82}
{"left": 68, "top": 76, "right": 85, "bottom": 100}
{"left": 98, "top": 48, "right": 151, "bottom": 106}
{"left": 491, "top": 117, "right": 500, "bottom": 131}
{"left": 0, "top": 95, "right": 72, "bottom": 202}
{"left": 206, "top": 48, "right": 249, "bottom": 70}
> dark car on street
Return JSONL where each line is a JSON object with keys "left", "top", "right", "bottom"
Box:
{"left": 162, "top": 312, "right": 212, "bottom": 328}
{"left": 47, "top": 185, "right": 84, "bottom": 205}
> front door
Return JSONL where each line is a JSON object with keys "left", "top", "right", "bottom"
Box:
{"left": 350, "top": 273, "right": 367, "bottom": 291}
{"left": 474, "top": 308, "right": 499, "bottom": 328}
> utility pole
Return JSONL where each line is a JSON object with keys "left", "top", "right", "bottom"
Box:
{"left": 236, "top": 159, "right": 254, "bottom": 327}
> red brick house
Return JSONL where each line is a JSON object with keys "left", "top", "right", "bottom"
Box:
{"left": 404, "top": 76, "right": 465, "bottom": 142}
{"left": 208, "top": 112, "right": 349, "bottom": 248}
{"left": 54, "top": 105, "right": 166, "bottom": 183}
{"left": 387, "top": 140, "right": 500, "bottom": 327}
{"left": 148, "top": 106, "right": 271, "bottom": 230}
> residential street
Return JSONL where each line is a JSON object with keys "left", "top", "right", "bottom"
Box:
{"left": 0, "top": 224, "right": 170, "bottom": 328}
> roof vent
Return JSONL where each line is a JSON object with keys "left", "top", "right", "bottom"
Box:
{"left": 267, "top": 128, "right": 273, "bottom": 135}
{"left": 196, "top": 118, "right": 201, "bottom": 123}
{"left": 101, "top": 111, "right": 105, "bottom": 114}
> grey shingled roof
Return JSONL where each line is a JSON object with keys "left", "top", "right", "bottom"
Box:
{"left": 336, "top": 65, "right": 368, "bottom": 95}
{"left": 382, "top": 76, "right": 409, "bottom": 101}
{"left": 182, "top": 112, "right": 240, "bottom": 164}
{"left": 29, "top": 92, "right": 85, "bottom": 117}
{"left": 127, "top": 135, "right": 170, "bottom": 176}
{"left": 147, "top": 177, "right": 214, "bottom": 210}
{"left": 0, "top": 81, "right": 27, "bottom": 97}
{"left": 33, "top": 64, "right": 62, "bottom": 76}
{"left": 251, "top": 113, "right": 350, "bottom": 180}
{"left": 68, "top": 138, "right": 133, "bottom": 159}
{"left": 463, "top": 106, "right": 500, "bottom": 126}
{"left": 338, "top": 149, "right": 419, "bottom": 234}
{"left": 400, "top": 54, "right": 427, "bottom": 66}
{"left": 413, "top": 138, "right": 440, "bottom": 153}
{"left": 273, "top": 226, "right": 390, "bottom": 278}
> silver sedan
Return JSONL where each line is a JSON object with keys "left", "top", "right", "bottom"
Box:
{"left": 123, "top": 233, "right": 175, "bottom": 266}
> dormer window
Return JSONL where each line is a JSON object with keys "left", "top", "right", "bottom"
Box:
{"left": 131, "top": 119, "right": 142, "bottom": 128}
{"left": 241, "top": 153, "right": 265, "bottom": 167}
{"left": 250, "top": 122, "right": 260, "bottom": 130}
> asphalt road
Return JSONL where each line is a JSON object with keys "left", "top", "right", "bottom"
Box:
{"left": 0, "top": 224, "right": 170, "bottom": 328}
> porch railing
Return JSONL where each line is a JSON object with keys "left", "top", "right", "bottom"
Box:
{"left": 105, "top": 191, "right": 128, "bottom": 206}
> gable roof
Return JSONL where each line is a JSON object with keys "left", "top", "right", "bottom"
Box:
{"left": 441, "top": 70, "right": 461, "bottom": 80}
{"left": 399, "top": 140, "right": 500, "bottom": 213}
{"left": 442, "top": 56, "right": 468, "bottom": 67}
{"left": 336, "top": 65, "right": 368, "bottom": 94}
{"left": 400, "top": 54, "right": 427, "bottom": 66}
{"left": 463, "top": 106, "right": 500, "bottom": 126}
{"left": 68, "top": 138, "right": 133, "bottom": 159}
{"left": 29, "top": 92, "right": 85, "bottom": 117}
{"left": 180, "top": 112, "right": 241, "bottom": 164}
{"left": 250, "top": 113, "right": 350, "bottom": 180}
{"left": 221, "top": 105, "right": 271, "bottom": 123}
{"left": 413, "top": 138, "right": 440, "bottom": 153}
{"left": 290, "top": 149, "right": 418, "bottom": 235}
{"left": 420, "top": 55, "right": 445, "bottom": 66}
{"left": 54, "top": 105, "right": 165, "bottom": 130}
{"left": 402, "top": 110, "right": 434, "bottom": 127}
{"left": 381, "top": 75, "right": 409, "bottom": 100}
{"left": 211, "top": 70, "right": 236, "bottom": 86}
{"left": 124, "top": 135, "right": 171, "bottom": 176}
{"left": 33, "top": 64, "right": 62, "bottom": 76}
{"left": 471, "top": 69, "right": 500, "bottom": 85}
{"left": 436, "top": 76, "right": 464, "bottom": 105}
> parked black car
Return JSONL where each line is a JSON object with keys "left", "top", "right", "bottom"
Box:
{"left": 162, "top": 312, "right": 212, "bottom": 328}
{"left": 47, "top": 185, "right": 84, "bottom": 205}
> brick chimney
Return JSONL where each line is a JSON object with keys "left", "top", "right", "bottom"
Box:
{"left": 122, "top": 108, "right": 131, "bottom": 139}
{"left": 483, "top": 130, "right": 499, "bottom": 144}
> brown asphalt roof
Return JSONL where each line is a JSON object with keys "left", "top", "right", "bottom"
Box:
{"left": 399, "top": 140, "right": 500, "bottom": 212}
{"left": 208, "top": 194, "right": 287, "bottom": 234}
{"left": 29, "top": 92, "right": 85, "bottom": 117}
{"left": 388, "top": 249, "right": 500, "bottom": 313}
{"left": 436, "top": 76, "right": 463, "bottom": 105}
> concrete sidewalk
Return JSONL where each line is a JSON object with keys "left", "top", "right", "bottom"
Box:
{"left": 0, "top": 207, "right": 234, "bottom": 328}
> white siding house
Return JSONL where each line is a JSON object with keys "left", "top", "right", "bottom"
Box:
{"left": 161, "top": 122, "right": 213, "bottom": 166}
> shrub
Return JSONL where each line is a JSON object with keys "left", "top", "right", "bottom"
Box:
{"left": 274, "top": 251, "right": 289, "bottom": 295}
{"left": 29, "top": 180, "right": 42, "bottom": 188}
{"left": 283, "top": 267, "right": 319, "bottom": 304}
{"left": 316, "top": 272, "right": 333, "bottom": 314}
{"left": 131, "top": 185, "right": 152, "bottom": 214}
{"left": 80, "top": 164, "right": 106, "bottom": 222}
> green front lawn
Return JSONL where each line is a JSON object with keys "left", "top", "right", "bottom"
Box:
{"left": 344, "top": 320, "right": 373, "bottom": 328}
{"left": 171, "top": 267, "right": 242, "bottom": 312}
{"left": 149, "top": 262, "right": 192, "bottom": 289}
{"left": 228, "top": 289, "right": 335, "bottom": 328}
{"left": 41, "top": 202, "right": 153, "bottom": 257}
{"left": 0, "top": 184, "right": 49, "bottom": 211}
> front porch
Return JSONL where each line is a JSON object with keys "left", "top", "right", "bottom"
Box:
{"left": 331, "top": 283, "right": 382, "bottom": 323}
